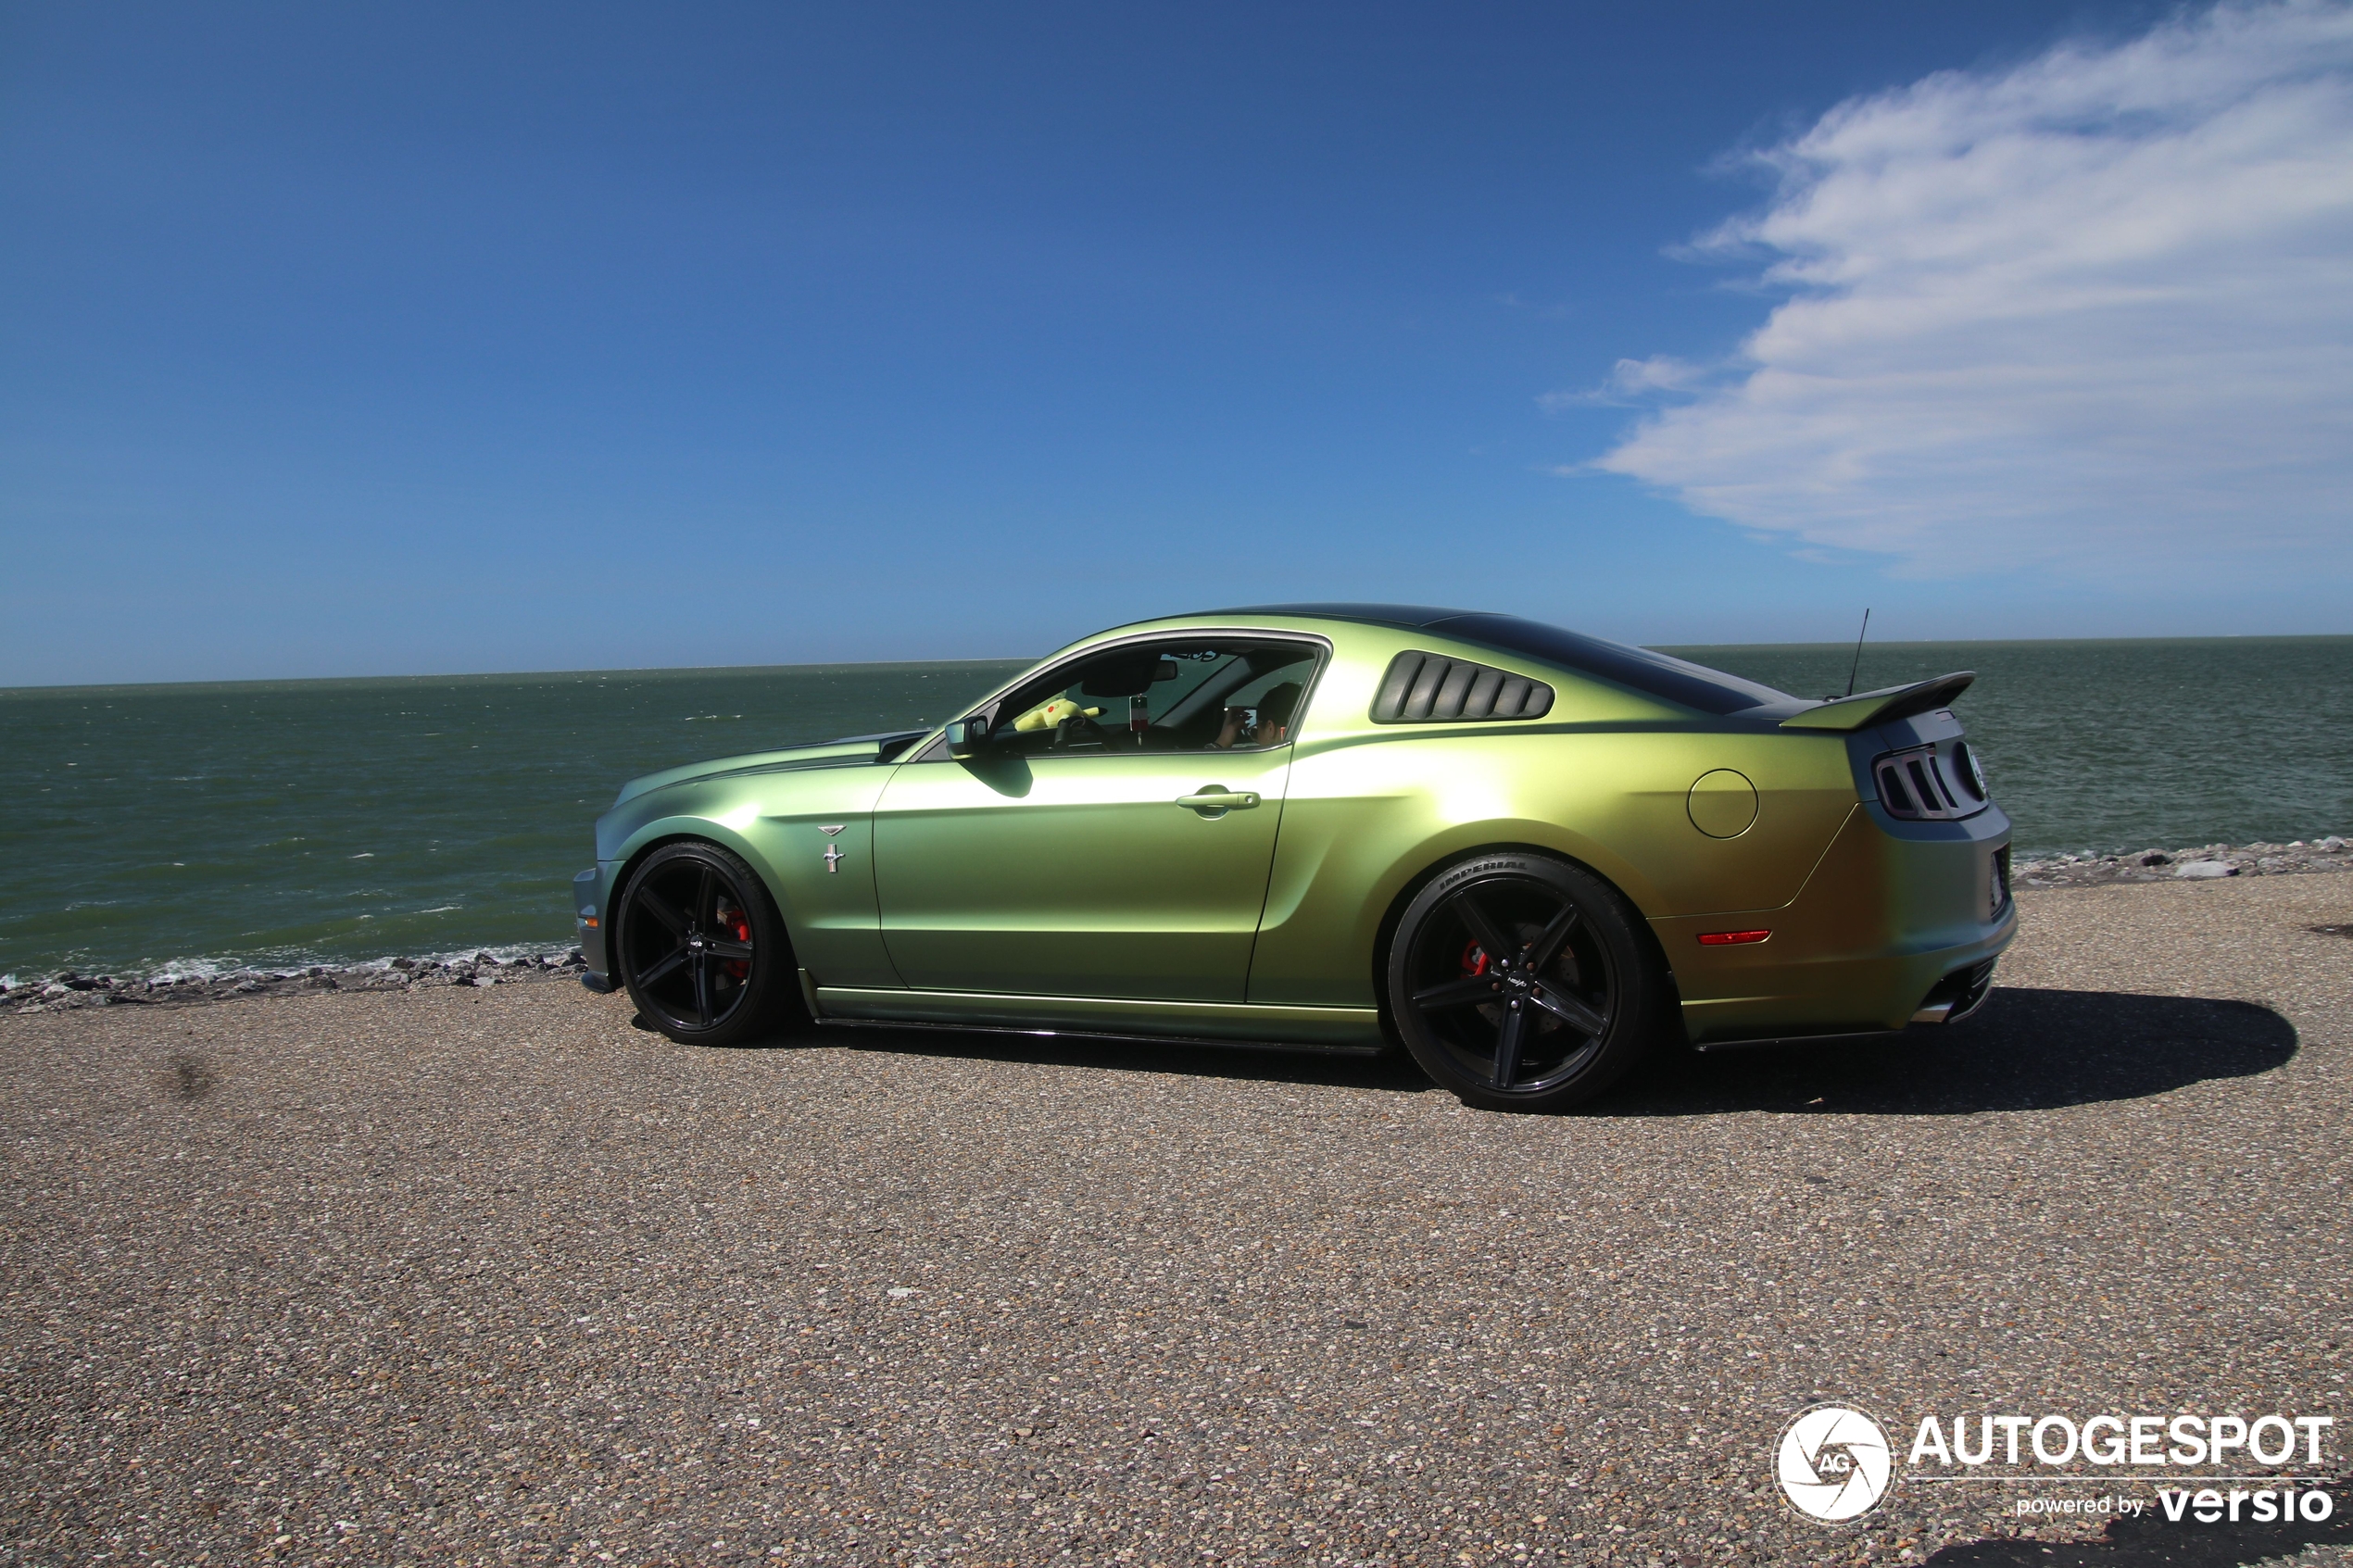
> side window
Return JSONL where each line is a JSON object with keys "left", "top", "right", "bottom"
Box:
{"left": 976, "top": 639, "right": 1322, "bottom": 756}
{"left": 1202, "top": 653, "right": 1316, "bottom": 751}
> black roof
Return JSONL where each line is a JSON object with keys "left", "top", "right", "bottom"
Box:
{"left": 1205, "top": 603, "right": 1792, "bottom": 716}
{"left": 1212, "top": 603, "right": 1468, "bottom": 629}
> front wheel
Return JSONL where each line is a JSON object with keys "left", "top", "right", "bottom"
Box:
{"left": 1386, "top": 854, "right": 1660, "bottom": 1111}
{"left": 613, "top": 841, "right": 800, "bottom": 1047}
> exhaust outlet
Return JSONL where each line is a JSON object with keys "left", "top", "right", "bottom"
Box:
{"left": 1911, "top": 959, "right": 1997, "bottom": 1025}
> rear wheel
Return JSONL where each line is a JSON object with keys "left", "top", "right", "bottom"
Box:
{"left": 614, "top": 842, "right": 799, "bottom": 1047}
{"left": 1386, "top": 853, "right": 1658, "bottom": 1111}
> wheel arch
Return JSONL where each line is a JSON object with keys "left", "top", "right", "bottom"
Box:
{"left": 608, "top": 822, "right": 801, "bottom": 960}
{"left": 1366, "top": 840, "right": 1680, "bottom": 1042}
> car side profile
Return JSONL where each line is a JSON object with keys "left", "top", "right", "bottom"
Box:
{"left": 575, "top": 606, "right": 2015, "bottom": 1110}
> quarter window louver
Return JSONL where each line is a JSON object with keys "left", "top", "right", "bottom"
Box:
{"left": 1371, "top": 651, "right": 1554, "bottom": 723}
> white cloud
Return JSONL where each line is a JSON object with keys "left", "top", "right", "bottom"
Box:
{"left": 1587, "top": 0, "right": 2353, "bottom": 579}
{"left": 1540, "top": 356, "right": 1710, "bottom": 409}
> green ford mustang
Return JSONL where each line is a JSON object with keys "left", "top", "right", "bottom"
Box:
{"left": 574, "top": 605, "right": 2014, "bottom": 1110}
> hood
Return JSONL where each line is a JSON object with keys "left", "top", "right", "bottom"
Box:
{"left": 611, "top": 730, "right": 928, "bottom": 806}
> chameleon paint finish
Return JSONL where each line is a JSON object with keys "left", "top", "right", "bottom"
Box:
{"left": 577, "top": 608, "right": 2015, "bottom": 1049}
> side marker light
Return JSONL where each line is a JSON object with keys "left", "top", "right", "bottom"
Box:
{"left": 1697, "top": 929, "right": 1770, "bottom": 946}
{"left": 580, "top": 916, "right": 599, "bottom": 928}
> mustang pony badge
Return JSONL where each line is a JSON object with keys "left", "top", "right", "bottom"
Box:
{"left": 819, "top": 824, "right": 845, "bottom": 874}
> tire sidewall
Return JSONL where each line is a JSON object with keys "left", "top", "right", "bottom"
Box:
{"left": 614, "top": 841, "right": 799, "bottom": 1047}
{"left": 1386, "top": 852, "right": 1656, "bottom": 1111}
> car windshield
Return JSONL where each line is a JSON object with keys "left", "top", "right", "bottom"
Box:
{"left": 1423, "top": 613, "right": 1790, "bottom": 716}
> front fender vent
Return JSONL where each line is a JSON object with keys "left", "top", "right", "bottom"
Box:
{"left": 1372, "top": 651, "right": 1554, "bottom": 723}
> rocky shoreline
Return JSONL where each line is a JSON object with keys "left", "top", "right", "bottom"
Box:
{"left": 6, "top": 833, "right": 2347, "bottom": 1016}
{"left": 2010, "top": 834, "right": 2349, "bottom": 888}
{"left": 0, "top": 949, "right": 589, "bottom": 1015}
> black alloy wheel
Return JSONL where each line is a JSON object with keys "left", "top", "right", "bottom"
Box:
{"left": 1386, "top": 853, "right": 1659, "bottom": 1111}
{"left": 614, "top": 841, "right": 799, "bottom": 1047}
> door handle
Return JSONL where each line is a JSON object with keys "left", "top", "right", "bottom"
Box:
{"left": 1176, "top": 789, "right": 1260, "bottom": 811}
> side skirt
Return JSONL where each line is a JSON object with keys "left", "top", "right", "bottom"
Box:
{"left": 1691, "top": 1027, "right": 1905, "bottom": 1054}
{"left": 810, "top": 983, "right": 1387, "bottom": 1049}
{"left": 810, "top": 1014, "right": 1387, "bottom": 1060}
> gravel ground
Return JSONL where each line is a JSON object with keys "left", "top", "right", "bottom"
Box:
{"left": 3, "top": 877, "right": 2349, "bottom": 1568}
{"left": 2009, "top": 837, "right": 2350, "bottom": 891}
{"left": 0, "top": 952, "right": 587, "bottom": 1015}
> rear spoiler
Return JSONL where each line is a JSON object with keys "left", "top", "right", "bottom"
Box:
{"left": 1779, "top": 671, "right": 1976, "bottom": 732}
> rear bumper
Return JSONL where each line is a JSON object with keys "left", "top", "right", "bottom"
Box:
{"left": 1658, "top": 800, "right": 2018, "bottom": 1046}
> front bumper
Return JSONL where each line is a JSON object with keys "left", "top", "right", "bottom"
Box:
{"left": 573, "top": 864, "right": 616, "bottom": 991}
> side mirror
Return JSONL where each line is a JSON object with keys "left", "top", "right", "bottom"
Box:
{"left": 946, "top": 713, "right": 990, "bottom": 759}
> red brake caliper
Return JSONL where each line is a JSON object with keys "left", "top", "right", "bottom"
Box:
{"left": 1460, "top": 938, "right": 1491, "bottom": 979}
{"left": 719, "top": 902, "right": 752, "bottom": 980}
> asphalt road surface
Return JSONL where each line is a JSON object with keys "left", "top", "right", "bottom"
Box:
{"left": 3, "top": 876, "right": 2349, "bottom": 1567}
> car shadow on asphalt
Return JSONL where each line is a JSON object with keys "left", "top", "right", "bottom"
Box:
{"left": 1919, "top": 1485, "right": 2352, "bottom": 1564}
{"left": 1611, "top": 985, "right": 2298, "bottom": 1118}
{"left": 657, "top": 985, "right": 2295, "bottom": 1112}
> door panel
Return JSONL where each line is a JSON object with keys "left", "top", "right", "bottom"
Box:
{"left": 872, "top": 749, "right": 1292, "bottom": 1001}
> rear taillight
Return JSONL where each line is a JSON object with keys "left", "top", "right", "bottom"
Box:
{"left": 1873, "top": 744, "right": 1982, "bottom": 821}
{"left": 1954, "top": 742, "right": 1989, "bottom": 801}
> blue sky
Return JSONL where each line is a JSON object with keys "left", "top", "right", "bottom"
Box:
{"left": 6, "top": 0, "right": 2349, "bottom": 684}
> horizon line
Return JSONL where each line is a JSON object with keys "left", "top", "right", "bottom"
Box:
{"left": 6, "top": 631, "right": 2351, "bottom": 697}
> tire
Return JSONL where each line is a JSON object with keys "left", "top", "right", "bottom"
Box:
{"left": 613, "top": 841, "right": 801, "bottom": 1047}
{"left": 1385, "top": 853, "right": 1658, "bottom": 1111}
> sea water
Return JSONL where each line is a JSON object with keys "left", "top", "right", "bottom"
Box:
{"left": 4, "top": 637, "right": 2347, "bottom": 983}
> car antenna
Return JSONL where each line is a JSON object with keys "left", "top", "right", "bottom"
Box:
{"left": 1843, "top": 608, "right": 1871, "bottom": 696}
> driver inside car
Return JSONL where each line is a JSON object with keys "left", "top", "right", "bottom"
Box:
{"left": 1210, "top": 681, "right": 1301, "bottom": 749}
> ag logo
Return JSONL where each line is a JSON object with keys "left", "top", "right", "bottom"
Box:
{"left": 1777, "top": 1403, "right": 1893, "bottom": 1522}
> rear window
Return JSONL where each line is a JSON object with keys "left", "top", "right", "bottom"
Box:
{"left": 1423, "top": 613, "right": 1790, "bottom": 716}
